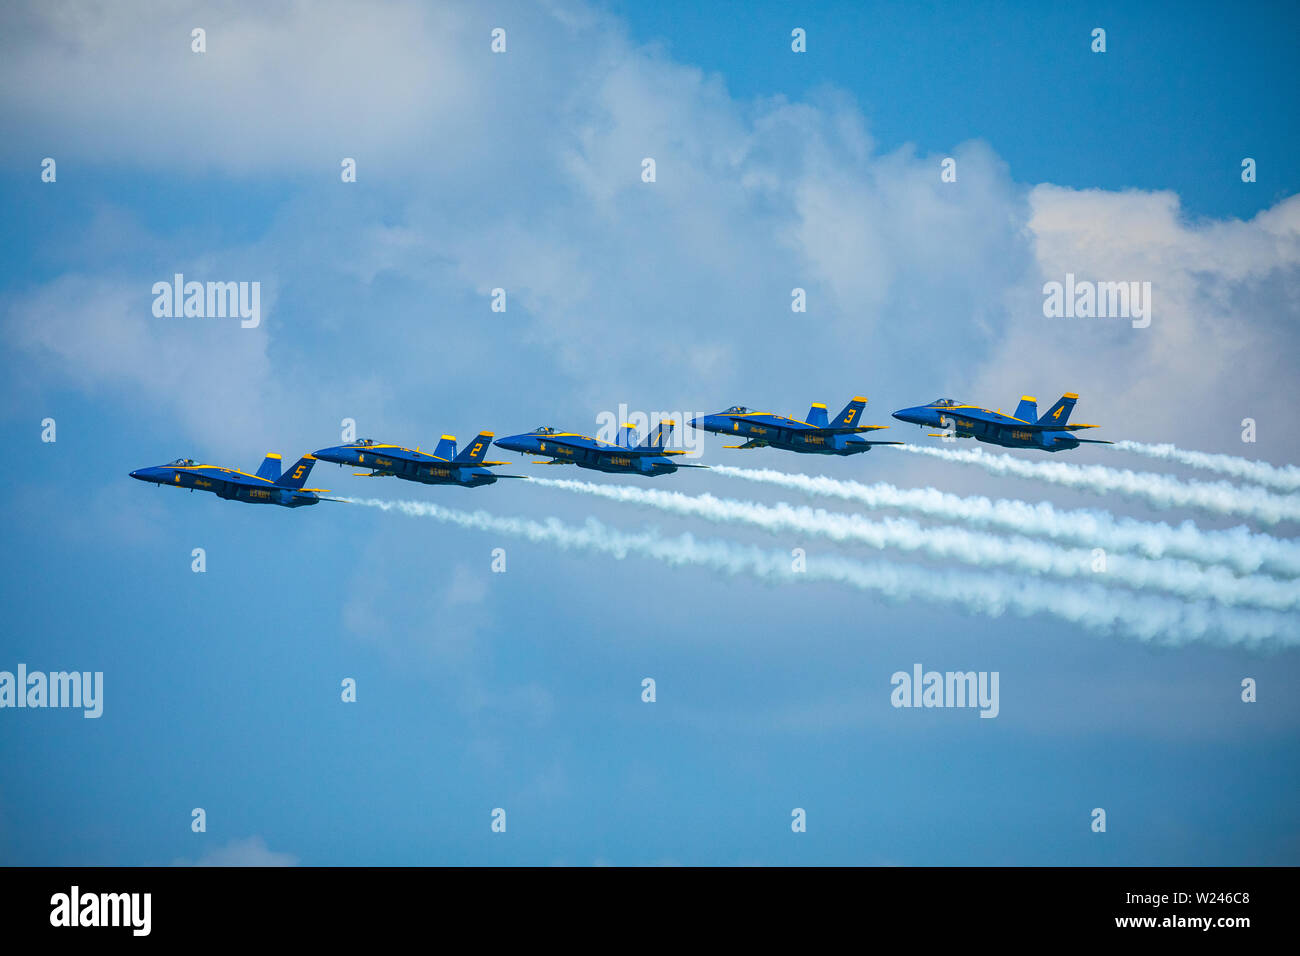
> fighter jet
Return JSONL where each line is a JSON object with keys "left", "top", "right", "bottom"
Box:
{"left": 891, "top": 393, "right": 1110, "bottom": 452}
{"left": 312, "top": 432, "right": 521, "bottom": 488}
{"left": 128, "top": 453, "right": 335, "bottom": 507}
{"left": 690, "top": 396, "right": 901, "bottom": 456}
{"left": 494, "top": 420, "right": 705, "bottom": 476}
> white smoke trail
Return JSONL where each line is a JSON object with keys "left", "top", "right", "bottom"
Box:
{"left": 1114, "top": 440, "right": 1300, "bottom": 493}
{"left": 528, "top": 477, "right": 1300, "bottom": 611}
{"left": 345, "top": 496, "right": 1297, "bottom": 648}
{"left": 890, "top": 445, "right": 1300, "bottom": 525}
{"left": 710, "top": 465, "right": 1300, "bottom": 577}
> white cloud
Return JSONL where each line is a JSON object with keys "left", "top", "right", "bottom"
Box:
{"left": 174, "top": 835, "right": 298, "bottom": 866}
{"left": 972, "top": 188, "right": 1300, "bottom": 456}
{"left": 2, "top": 0, "right": 1296, "bottom": 463}
{"left": 0, "top": 0, "right": 475, "bottom": 175}
{"left": 4, "top": 274, "right": 279, "bottom": 456}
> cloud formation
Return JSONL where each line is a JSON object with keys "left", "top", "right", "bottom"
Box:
{"left": 4, "top": 1, "right": 1296, "bottom": 468}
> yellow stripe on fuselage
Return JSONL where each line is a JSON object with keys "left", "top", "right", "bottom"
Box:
{"left": 726, "top": 412, "right": 818, "bottom": 428}
{"left": 170, "top": 464, "right": 277, "bottom": 484}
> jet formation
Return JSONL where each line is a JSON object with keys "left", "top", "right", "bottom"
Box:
{"left": 129, "top": 391, "right": 1108, "bottom": 506}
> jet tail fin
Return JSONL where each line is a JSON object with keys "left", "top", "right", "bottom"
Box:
{"left": 453, "top": 432, "right": 494, "bottom": 465}
{"left": 1013, "top": 396, "right": 1039, "bottom": 422}
{"left": 637, "top": 419, "right": 676, "bottom": 449}
{"left": 433, "top": 435, "right": 457, "bottom": 460}
{"left": 275, "top": 455, "right": 317, "bottom": 489}
{"left": 1039, "top": 393, "right": 1078, "bottom": 426}
{"left": 255, "top": 453, "right": 283, "bottom": 481}
{"left": 831, "top": 396, "right": 868, "bottom": 428}
{"left": 806, "top": 403, "right": 829, "bottom": 428}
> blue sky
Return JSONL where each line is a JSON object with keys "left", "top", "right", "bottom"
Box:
{"left": 1, "top": 0, "right": 1297, "bottom": 865}
{"left": 610, "top": 0, "right": 1300, "bottom": 220}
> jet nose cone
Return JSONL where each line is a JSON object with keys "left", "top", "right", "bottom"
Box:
{"left": 892, "top": 408, "right": 919, "bottom": 424}
{"left": 129, "top": 469, "right": 141, "bottom": 479}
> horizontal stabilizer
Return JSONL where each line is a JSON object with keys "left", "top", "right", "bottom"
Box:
{"left": 827, "top": 424, "right": 889, "bottom": 434}
{"left": 1007, "top": 421, "right": 1101, "bottom": 432}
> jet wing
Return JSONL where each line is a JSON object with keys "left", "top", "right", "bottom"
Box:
{"left": 602, "top": 446, "right": 689, "bottom": 456}
{"left": 538, "top": 437, "right": 665, "bottom": 456}
{"left": 1012, "top": 423, "right": 1102, "bottom": 431}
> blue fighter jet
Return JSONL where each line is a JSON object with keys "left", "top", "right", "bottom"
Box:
{"left": 129, "top": 453, "right": 334, "bottom": 507}
{"left": 891, "top": 393, "right": 1110, "bottom": 452}
{"left": 494, "top": 420, "right": 705, "bottom": 476}
{"left": 690, "top": 396, "right": 901, "bottom": 456}
{"left": 313, "top": 432, "right": 521, "bottom": 487}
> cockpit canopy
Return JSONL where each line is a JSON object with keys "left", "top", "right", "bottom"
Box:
{"left": 532, "top": 426, "right": 557, "bottom": 435}
{"left": 931, "top": 399, "right": 957, "bottom": 407}
{"left": 167, "top": 458, "right": 197, "bottom": 466}
{"left": 723, "top": 406, "right": 751, "bottom": 414}
{"left": 353, "top": 438, "right": 375, "bottom": 446}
